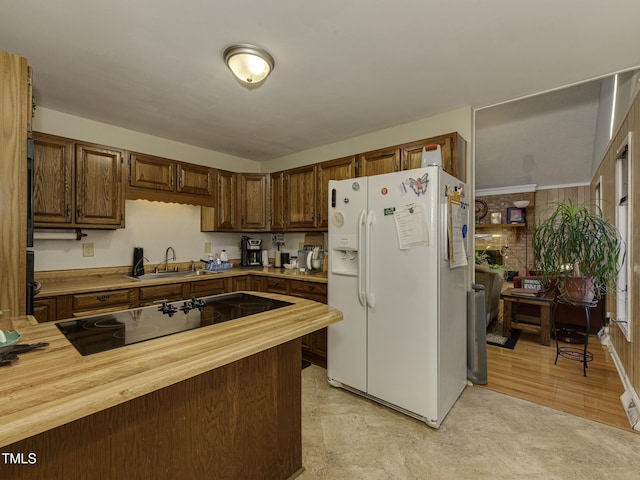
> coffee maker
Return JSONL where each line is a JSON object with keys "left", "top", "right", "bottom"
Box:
{"left": 240, "top": 236, "right": 262, "bottom": 267}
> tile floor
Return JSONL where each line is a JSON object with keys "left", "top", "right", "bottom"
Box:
{"left": 299, "top": 365, "right": 640, "bottom": 479}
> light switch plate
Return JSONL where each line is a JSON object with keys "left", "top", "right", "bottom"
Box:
{"left": 82, "top": 243, "right": 94, "bottom": 257}
{"left": 204, "top": 242, "right": 211, "bottom": 253}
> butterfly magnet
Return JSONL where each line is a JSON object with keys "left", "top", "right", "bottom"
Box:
{"left": 405, "top": 173, "right": 429, "bottom": 196}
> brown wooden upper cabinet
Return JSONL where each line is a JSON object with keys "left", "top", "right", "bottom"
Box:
{"left": 210, "top": 169, "right": 238, "bottom": 231}
{"left": 128, "top": 152, "right": 213, "bottom": 205}
{"left": 33, "top": 132, "right": 126, "bottom": 228}
{"left": 202, "top": 171, "right": 269, "bottom": 232}
{"left": 284, "top": 164, "right": 317, "bottom": 230}
{"left": 239, "top": 173, "right": 269, "bottom": 231}
{"left": 358, "top": 147, "right": 401, "bottom": 176}
{"left": 401, "top": 132, "right": 466, "bottom": 181}
{"left": 279, "top": 156, "right": 356, "bottom": 231}
{"left": 129, "top": 152, "right": 175, "bottom": 192}
{"left": 270, "top": 171, "right": 285, "bottom": 230}
{"left": 316, "top": 155, "right": 357, "bottom": 229}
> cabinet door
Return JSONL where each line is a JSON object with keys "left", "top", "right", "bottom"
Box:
{"left": 284, "top": 165, "right": 317, "bottom": 230}
{"left": 239, "top": 173, "right": 268, "bottom": 230}
{"left": 215, "top": 169, "right": 238, "bottom": 230}
{"left": 402, "top": 141, "right": 428, "bottom": 171}
{"left": 177, "top": 162, "right": 213, "bottom": 196}
{"left": 317, "top": 156, "right": 357, "bottom": 229}
{"left": 270, "top": 171, "right": 285, "bottom": 230}
{"left": 33, "top": 297, "right": 57, "bottom": 323}
{"left": 33, "top": 133, "right": 74, "bottom": 225}
{"left": 129, "top": 152, "right": 176, "bottom": 191}
{"left": 75, "top": 143, "right": 125, "bottom": 227}
{"left": 232, "top": 275, "right": 253, "bottom": 292}
{"left": 359, "top": 147, "right": 400, "bottom": 177}
{"left": 401, "top": 133, "right": 466, "bottom": 181}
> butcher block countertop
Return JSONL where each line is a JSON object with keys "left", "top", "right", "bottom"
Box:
{"left": 0, "top": 292, "right": 341, "bottom": 447}
{"left": 36, "top": 265, "right": 327, "bottom": 297}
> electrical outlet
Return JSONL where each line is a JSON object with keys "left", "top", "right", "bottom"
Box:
{"left": 204, "top": 242, "right": 211, "bottom": 253}
{"left": 82, "top": 243, "right": 94, "bottom": 257}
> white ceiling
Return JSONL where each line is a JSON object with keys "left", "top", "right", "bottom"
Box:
{"left": 475, "top": 78, "right": 603, "bottom": 190}
{"left": 2, "top": 0, "right": 640, "bottom": 176}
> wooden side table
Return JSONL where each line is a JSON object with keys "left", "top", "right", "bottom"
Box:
{"left": 500, "top": 288, "right": 555, "bottom": 346}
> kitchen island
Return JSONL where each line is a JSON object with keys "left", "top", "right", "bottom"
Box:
{"left": 0, "top": 292, "right": 341, "bottom": 480}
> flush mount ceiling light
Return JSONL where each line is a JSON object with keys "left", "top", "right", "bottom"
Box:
{"left": 223, "top": 44, "right": 274, "bottom": 87}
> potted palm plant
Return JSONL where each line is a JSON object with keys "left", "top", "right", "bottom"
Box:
{"left": 532, "top": 200, "right": 623, "bottom": 304}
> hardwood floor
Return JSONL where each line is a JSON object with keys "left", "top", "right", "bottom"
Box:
{"left": 481, "top": 328, "right": 632, "bottom": 431}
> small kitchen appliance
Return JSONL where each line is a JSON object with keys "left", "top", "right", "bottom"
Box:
{"left": 240, "top": 236, "right": 262, "bottom": 267}
{"left": 132, "top": 247, "right": 145, "bottom": 276}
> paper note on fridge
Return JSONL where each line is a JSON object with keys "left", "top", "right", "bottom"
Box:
{"left": 448, "top": 201, "right": 468, "bottom": 268}
{"left": 393, "top": 203, "right": 429, "bottom": 249}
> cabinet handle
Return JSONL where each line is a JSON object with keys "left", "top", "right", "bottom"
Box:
{"left": 97, "top": 295, "right": 110, "bottom": 302}
{"left": 179, "top": 171, "right": 184, "bottom": 188}
{"left": 170, "top": 175, "right": 174, "bottom": 186}
{"left": 65, "top": 204, "right": 71, "bottom": 217}
{"left": 307, "top": 285, "right": 315, "bottom": 291}
{"left": 76, "top": 206, "right": 82, "bottom": 217}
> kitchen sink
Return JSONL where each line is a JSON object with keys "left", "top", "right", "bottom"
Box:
{"left": 125, "top": 269, "right": 223, "bottom": 281}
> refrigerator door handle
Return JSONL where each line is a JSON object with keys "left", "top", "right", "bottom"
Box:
{"left": 365, "top": 210, "right": 375, "bottom": 308}
{"left": 357, "top": 209, "right": 367, "bottom": 307}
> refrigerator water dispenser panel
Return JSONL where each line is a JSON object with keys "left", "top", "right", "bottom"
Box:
{"left": 331, "top": 234, "right": 358, "bottom": 276}
{"left": 331, "top": 248, "right": 358, "bottom": 277}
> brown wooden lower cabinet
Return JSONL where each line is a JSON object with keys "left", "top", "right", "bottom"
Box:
{"left": 139, "top": 283, "right": 190, "bottom": 306}
{"left": 32, "top": 297, "right": 56, "bottom": 323}
{"left": 55, "top": 288, "right": 137, "bottom": 319}
{"left": 2, "top": 339, "right": 303, "bottom": 480}
{"left": 288, "top": 280, "right": 328, "bottom": 367}
{"left": 263, "top": 277, "right": 288, "bottom": 295}
{"left": 190, "top": 277, "right": 229, "bottom": 297}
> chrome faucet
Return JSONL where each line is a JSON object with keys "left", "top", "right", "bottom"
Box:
{"left": 154, "top": 247, "right": 177, "bottom": 273}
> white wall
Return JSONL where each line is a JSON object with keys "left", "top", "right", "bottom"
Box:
{"left": 33, "top": 108, "right": 259, "bottom": 172}
{"left": 34, "top": 200, "right": 309, "bottom": 272}
{"left": 262, "top": 107, "right": 473, "bottom": 172}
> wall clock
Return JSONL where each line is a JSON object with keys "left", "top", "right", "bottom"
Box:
{"left": 475, "top": 199, "right": 488, "bottom": 221}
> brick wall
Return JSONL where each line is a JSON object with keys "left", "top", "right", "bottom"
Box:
{"left": 475, "top": 192, "right": 534, "bottom": 275}
{"left": 475, "top": 185, "right": 591, "bottom": 277}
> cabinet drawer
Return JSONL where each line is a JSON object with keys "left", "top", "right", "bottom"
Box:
{"left": 72, "top": 289, "right": 133, "bottom": 311}
{"left": 191, "top": 278, "right": 228, "bottom": 297}
{"left": 264, "top": 278, "right": 288, "bottom": 294}
{"left": 139, "top": 283, "right": 187, "bottom": 305}
{"left": 289, "top": 280, "right": 327, "bottom": 303}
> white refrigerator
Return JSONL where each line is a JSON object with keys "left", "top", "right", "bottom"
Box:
{"left": 327, "top": 165, "right": 468, "bottom": 428}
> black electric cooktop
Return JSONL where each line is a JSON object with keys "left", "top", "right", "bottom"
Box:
{"left": 56, "top": 293, "right": 292, "bottom": 356}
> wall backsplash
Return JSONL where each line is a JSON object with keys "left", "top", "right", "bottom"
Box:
{"left": 33, "top": 200, "right": 308, "bottom": 272}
